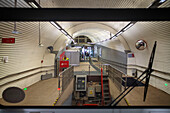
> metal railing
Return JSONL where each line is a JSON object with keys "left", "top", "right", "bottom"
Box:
{"left": 108, "top": 65, "right": 127, "bottom": 92}
{"left": 58, "top": 66, "right": 74, "bottom": 95}
{"left": 90, "top": 57, "right": 127, "bottom": 92}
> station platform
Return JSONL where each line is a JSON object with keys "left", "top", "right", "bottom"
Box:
{"left": 0, "top": 61, "right": 170, "bottom": 106}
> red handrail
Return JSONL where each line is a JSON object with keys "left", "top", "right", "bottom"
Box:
{"left": 83, "top": 104, "right": 98, "bottom": 106}
{"left": 101, "top": 68, "right": 104, "bottom": 106}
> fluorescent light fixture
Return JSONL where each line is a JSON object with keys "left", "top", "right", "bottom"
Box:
{"left": 50, "top": 21, "right": 61, "bottom": 29}
{"left": 112, "top": 36, "right": 117, "bottom": 39}
{"left": 61, "top": 29, "right": 68, "bottom": 35}
{"left": 28, "top": 2, "right": 38, "bottom": 8}
{"left": 67, "top": 35, "right": 72, "bottom": 39}
{"left": 123, "top": 23, "right": 134, "bottom": 31}
{"left": 159, "top": 0, "right": 166, "bottom": 3}
{"left": 116, "top": 31, "right": 123, "bottom": 36}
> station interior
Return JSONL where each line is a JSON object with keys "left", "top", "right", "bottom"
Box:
{"left": 0, "top": 0, "right": 170, "bottom": 113}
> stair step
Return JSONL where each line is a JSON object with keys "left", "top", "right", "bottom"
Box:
{"left": 103, "top": 78, "right": 108, "bottom": 80}
{"left": 104, "top": 92, "right": 109, "bottom": 95}
{"left": 104, "top": 87, "right": 109, "bottom": 90}
{"left": 103, "top": 85, "right": 109, "bottom": 87}
{"left": 104, "top": 96, "right": 110, "bottom": 99}
{"left": 104, "top": 100, "right": 111, "bottom": 103}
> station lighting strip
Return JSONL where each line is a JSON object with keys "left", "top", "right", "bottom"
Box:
{"left": 95, "top": 0, "right": 167, "bottom": 44}
{"left": 24, "top": 0, "right": 75, "bottom": 43}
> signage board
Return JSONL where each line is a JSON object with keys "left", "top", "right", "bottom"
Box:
{"left": 60, "top": 61, "right": 69, "bottom": 68}
{"left": 2, "top": 38, "right": 15, "bottom": 43}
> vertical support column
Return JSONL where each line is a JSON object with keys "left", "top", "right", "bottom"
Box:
{"left": 101, "top": 68, "right": 104, "bottom": 106}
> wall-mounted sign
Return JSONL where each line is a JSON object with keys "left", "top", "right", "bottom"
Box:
{"left": 60, "top": 61, "right": 69, "bottom": 68}
{"left": 2, "top": 38, "right": 15, "bottom": 43}
{"left": 128, "top": 53, "right": 135, "bottom": 58}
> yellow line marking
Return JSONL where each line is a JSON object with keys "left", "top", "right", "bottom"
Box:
{"left": 124, "top": 98, "right": 130, "bottom": 106}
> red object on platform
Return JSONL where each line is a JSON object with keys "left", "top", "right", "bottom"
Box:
{"left": 41, "top": 60, "right": 43, "bottom": 63}
{"left": 60, "top": 61, "right": 69, "bottom": 68}
{"left": 60, "top": 51, "right": 65, "bottom": 61}
{"left": 2, "top": 38, "right": 15, "bottom": 43}
{"left": 58, "top": 88, "right": 60, "bottom": 90}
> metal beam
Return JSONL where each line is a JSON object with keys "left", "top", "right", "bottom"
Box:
{"left": 0, "top": 8, "right": 169, "bottom": 21}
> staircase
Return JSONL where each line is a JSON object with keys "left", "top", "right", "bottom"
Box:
{"left": 102, "top": 75, "right": 112, "bottom": 105}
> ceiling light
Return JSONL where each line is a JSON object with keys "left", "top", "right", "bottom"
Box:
{"left": 61, "top": 29, "right": 68, "bottom": 35}
{"left": 148, "top": 0, "right": 167, "bottom": 8}
{"left": 28, "top": 2, "right": 38, "bottom": 8}
{"left": 50, "top": 21, "right": 61, "bottom": 29}
{"left": 67, "top": 35, "right": 72, "bottom": 39}
{"left": 116, "top": 31, "right": 123, "bottom": 36}
{"left": 112, "top": 36, "right": 117, "bottom": 39}
{"left": 123, "top": 23, "right": 134, "bottom": 31}
{"left": 159, "top": 0, "right": 166, "bottom": 3}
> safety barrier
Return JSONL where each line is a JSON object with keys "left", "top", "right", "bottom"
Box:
{"left": 90, "top": 57, "right": 127, "bottom": 92}
{"left": 108, "top": 65, "right": 128, "bottom": 92}
{"left": 89, "top": 57, "right": 109, "bottom": 75}
{"left": 58, "top": 66, "right": 74, "bottom": 93}
{"left": 53, "top": 66, "right": 74, "bottom": 106}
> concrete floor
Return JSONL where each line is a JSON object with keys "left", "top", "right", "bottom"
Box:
{"left": 109, "top": 78, "right": 170, "bottom": 106}
{"left": 0, "top": 78, "right": 59, "bottom": 106}
{"left": 74, "top": 62, "right": 96, "bottom": 72}
{"left": 125, "top": 85, "right": 170, "bottom": 106}
{"left": 1, "top": 60, "right": 170, "bottom": 106}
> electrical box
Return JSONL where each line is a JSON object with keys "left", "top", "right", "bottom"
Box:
{"left": 95, "top": 85, "right": 101, "bottom": 93}
{"left": 88, "top": 87, "right": 95, "bottom": 97}
{"left": 76, "top": 75, "right": 87, "bottom": 91}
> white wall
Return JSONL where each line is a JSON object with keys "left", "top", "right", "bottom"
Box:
{"left": 125, "top": 22, "right": 170, "bottom": 94}
{"left": 0, "top": 22, "right": 57, "bottom": 98}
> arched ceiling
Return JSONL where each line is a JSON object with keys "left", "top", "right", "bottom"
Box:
{"left": 1, "top": 0, "right": 169, "bottom": 52}
{"left": 1, "top": 0, "right": 170, "bottom": 70}
{"left": 73, "top": 28, "right": 111, "bottom": 42}
{"left": 53, "top": 22, "right": 131, "bottom": 51}
{"left": 36, "top": 0, "right": 169, "bottom": 8}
